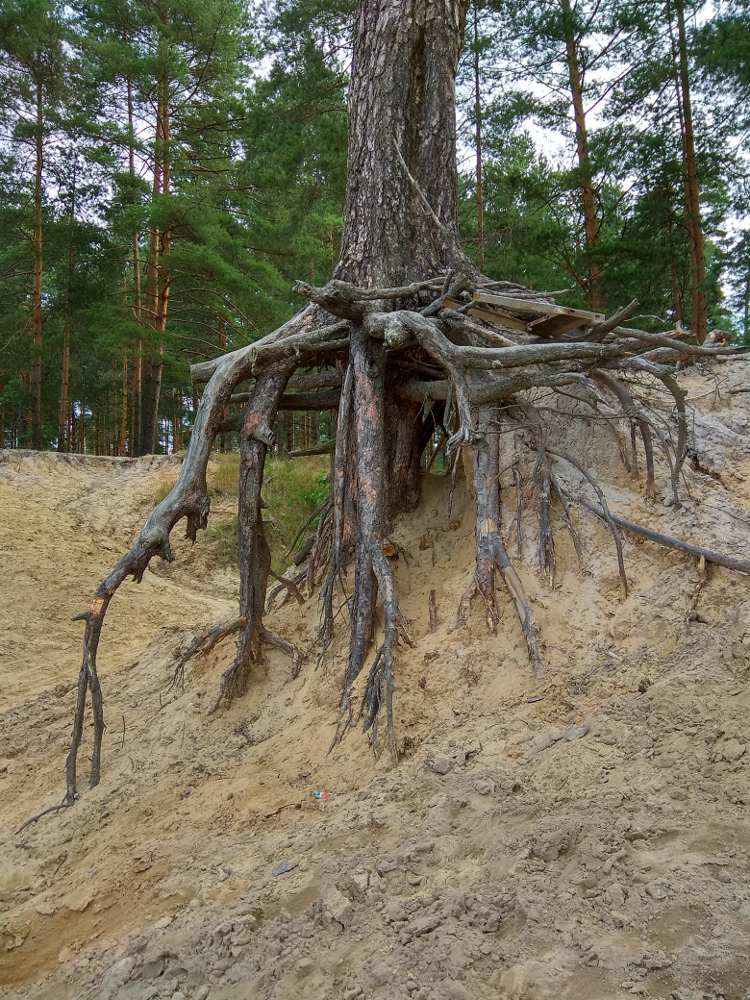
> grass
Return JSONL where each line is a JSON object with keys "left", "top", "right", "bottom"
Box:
{"left": 206, "top": 453, "right": 331, "bottom": 572}
{"left": 152, "top": 453, "right": 331, "bottom": 572}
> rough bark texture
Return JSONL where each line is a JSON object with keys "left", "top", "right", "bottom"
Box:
{"left": 336, "top": 0, "right": 472, "bottom": 287}
{"left": 216, "top": 358, "right": 297, "bottom": 702}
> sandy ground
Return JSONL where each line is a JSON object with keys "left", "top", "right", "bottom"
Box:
{"left": 2, "top": 360, "right": 750, "bottom": 1000}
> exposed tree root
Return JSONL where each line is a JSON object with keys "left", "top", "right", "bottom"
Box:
{"left": 456, "top": 404, "right": 544, "bottom": 677}
{"left": 170, "top": 617, "right": 248, "bottom": 691}
{"left": 686, "top": 556, "right": 708, "bottom": 628}
{"left": 63, "top": 264, "right": 749, "bottom": 798}
{"left": 212, "top": 358, "right": 298, "bottom": 708}
{"left": 581, "top": 500, "right": 750, "bottom": 576}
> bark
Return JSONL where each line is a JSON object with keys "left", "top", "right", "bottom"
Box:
{"left": 473, "top": 5, "right": 484, "bottom": 271}
{"left": 216, "top": 357, "right": 297, "bottom": 702}
{"left": 674, "top": 0, "right": 707, "bottom": 343}
{"left": 32, "top": 80, "right": 44, "bottom": 450}
{"left": 561, "top": 0, "right": 602, "bottom": 310}
{"left": 336, "top": 0, "right": 472, "bottom": 287}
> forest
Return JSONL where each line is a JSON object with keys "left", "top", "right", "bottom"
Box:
{"left": 1, "top": 0, "right": 749, "bottom": 457}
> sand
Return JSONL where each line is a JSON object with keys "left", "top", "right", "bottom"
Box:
{"left": 2, "top": 360, "right": 750, "bottom": 1000}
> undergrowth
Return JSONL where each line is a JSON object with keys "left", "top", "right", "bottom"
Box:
{"left": 154, "top": 453, "right": 330, "bottom": 573}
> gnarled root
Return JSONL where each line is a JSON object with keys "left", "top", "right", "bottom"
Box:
{"left": 213, "top": 358, "right": 298, "bottom": 708}
{"left": 170, "top": 616, "right": 248, "bottom": 691}
{"left": 456, "top": 404, "right": 544, "bottom": 678}
{"left": 332, "top": 326, "right": 414, "bottom": 759}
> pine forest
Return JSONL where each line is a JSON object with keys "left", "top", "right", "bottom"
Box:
{"left": 0, "top": 0, "right": 748, "bottom": 457}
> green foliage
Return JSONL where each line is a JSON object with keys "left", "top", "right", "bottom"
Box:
{"left": 1, "top": 0, "right": 748, "bottom": 453}
{"left": 200, "top": 454, "right": 330, "bottom": 572}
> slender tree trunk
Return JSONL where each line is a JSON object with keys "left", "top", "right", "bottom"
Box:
{"left": 673, "top": 0, "right": 707, "bottom": 342}
{"left": 561, "top": 0, "right": 602, "bottom": 309}
{"left": 473, "top": 4, "right": 484, "bottom": 271}
{"left": 57, "top": 163, "right": 76, "bottom": 452}
{"left": 140, "top": 64, "right": 171, "bottom": 454}
{"left": 58, "top": 254, "right": 73, "bottom": 452}
{"left": 120, "top": 355, "right": 128, "bottom": 455}
{"left": 126, "top": 41, "right": 143, "bottom": 455}
{"left": 32, "top": 81, "right": 44, "bottom": 450}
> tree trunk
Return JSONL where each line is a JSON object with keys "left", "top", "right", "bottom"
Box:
{"left": 668, "top": 215, "right": 683, "bottom": 324}
{"left": 674, "top": 0, "right": 707, "bottom": 343}
{"left": 561, "top": 0, "right": 602, "bottom": 310}
{"left": 32, "top": 80, "right": 44, "bottom": 450}
{"left": 126, "top": 45, "right": 143, "bottom": 458}
{"left": 473, "top": 4, "right": 484, "bottom": 272}
{"left": 336, "top": 0, "right": 471, "bottom": 288}
{"left": 140, "top": 66, "right": 171, "bottom": 454}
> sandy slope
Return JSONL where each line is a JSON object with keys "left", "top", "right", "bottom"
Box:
{"left": 2, "top": 361, "right": 750, "bottom": 1000}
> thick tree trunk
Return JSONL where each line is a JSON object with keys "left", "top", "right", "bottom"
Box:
{"left": 473, "top": 4, "right": 484, "bottom": 271}
{"left": 336, "top": 0, "right": 472, "bottom": 287}
{"left": 332, "top": 0, "right": 474, "bottom": 530}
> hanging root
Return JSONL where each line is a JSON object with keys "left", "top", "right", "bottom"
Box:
{"left": 318, "top": 361, "right": 354, "bottom": 665}
{"left": 456, "top": 404, "right": 544, "bottom": 678}
{"left": 591, "top": 372, "right": 656, "bottom": 499}
{"left": 358, "top": 546, "right": 414, "bottom": 764}
{"left": 329, "top": 326, "right": 417, "bottom": 760}
{"left": 212, "top": 357, "right": 299, "bottom": 710}
{"left": 547, "top": 447, "right": 628, "bottom": 600}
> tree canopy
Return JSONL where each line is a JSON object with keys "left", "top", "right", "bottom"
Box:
{"left": 0, "top": 0, "right": 747, "bottom": 454}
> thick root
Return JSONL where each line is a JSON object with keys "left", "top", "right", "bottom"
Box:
{"left": 456, "top": 404, "right": 544, "bottom": 678}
